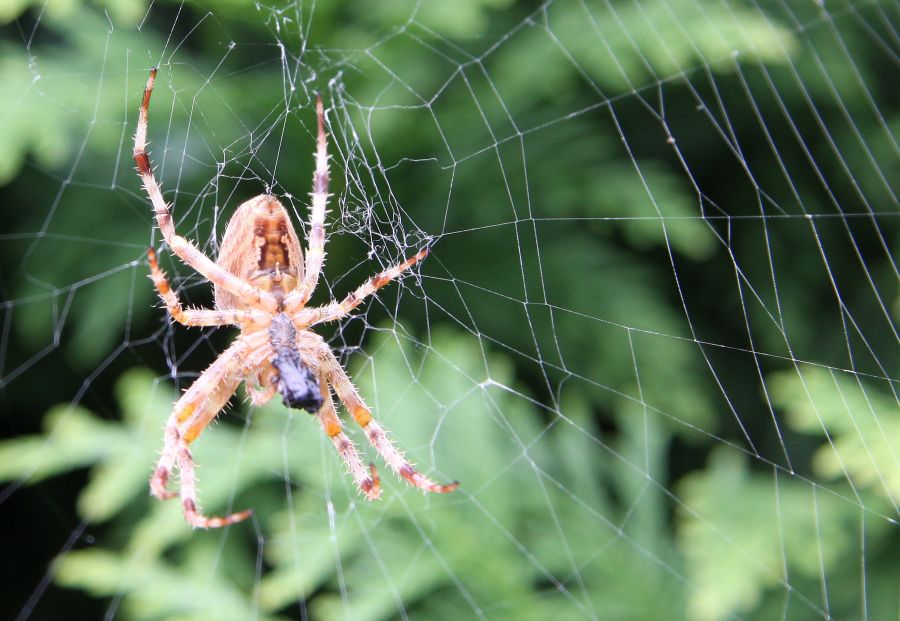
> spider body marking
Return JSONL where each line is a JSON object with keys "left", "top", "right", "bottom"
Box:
{"left": 134, "top": 68, "right": 457, "bottom": 529}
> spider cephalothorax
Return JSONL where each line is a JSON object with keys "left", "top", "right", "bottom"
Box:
{"left": 134, "top": 68, "right": 457, "bottom": 528}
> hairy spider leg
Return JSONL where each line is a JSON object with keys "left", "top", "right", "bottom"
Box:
{"left": 148, "top": 248, "right": 271, "bottom": 327}
{"left": 284, "top": 95, "right": 330, "bottom": 310}
{"left": 319, "top": 345, "right": 458, "bottom": 494}
{"left": 150, "top": 369, "right": 242, "bottom": 501}
{"left": 133, "top": 68, "right": 278, "bottom": 314}
{"left": 316, "top": 373, "right": 381, "bottom": 500}
{"left": 151, "top": 336, "right": 267, "bottom": 528}
{"left": 292, "top": 248, "right": 429, "bottom": 326}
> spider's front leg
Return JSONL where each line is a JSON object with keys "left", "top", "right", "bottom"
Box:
{"left": 134, "top": 69, "right": 278, "bottom": 314}
{"left": 287, "top": 95, "right": 330, "bottom": 308}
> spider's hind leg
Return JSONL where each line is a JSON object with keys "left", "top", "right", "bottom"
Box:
{"left": 134, "top": 69, "right": 278, "bottom": 314}
{"left": 316, "top": 374, "right": 381, "bottom": 500}
{"left": 150, "top": 340, "right": 256, "bottom": 528}
{"left": 150, "top": 374, "right": 241, "bottom": 502}
{"left": 319, "top": 347, "right": 458, "bottom": 495}
{"left": 176, "top": 438, "right": 253, "bottom": 529}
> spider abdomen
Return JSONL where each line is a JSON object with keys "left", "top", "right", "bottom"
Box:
{"left": 215, "top": 195, "right": 304, "bottom": 309}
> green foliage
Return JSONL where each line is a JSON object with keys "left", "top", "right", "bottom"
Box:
{"left": 0, "top": 329, "right": 674, "bottom": 619}
{"left": 771, "top": 366, "right": 900, "bottom": 503}
{"left": 678, "top": 449, "right": 858, "bottom": 621}
{"left": 677, "top": 367, "right": 900, "bottom": 621}
{"left": 5, "top": 326, "right": 896, "bottom": 619}
{"left": 2, "top": 0, "right": 897, "bottom": 619}
{"left": 491, "top": 0, "right": 796, "bottom": 99}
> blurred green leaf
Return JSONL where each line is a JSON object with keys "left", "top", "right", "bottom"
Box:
{"left": 677, "top": 448, "right": 870, "bottom": 621}
{"left": 491, "top": 0, "right": 797, "bottom": 102}
{"left": 771, "top": 365, "right": 900, "bottom": 506}
{"left": 54, "top": 548, "right": 284, "bottom": 621}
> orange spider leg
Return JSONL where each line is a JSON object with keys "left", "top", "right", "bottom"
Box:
{"left": 148, "top": 248, "right": 271, "bottom": 327}
{"left": 151, "top": 371, "right": 241, "bottom": 500}
{"left": 318, "top": 346, "right": 457, "bottom": 494}
{"left": 151, "top": 335, "right": 267, "bottom": 528}
{"left": 316, "top": 373, "right": 381, "bottom": 500}
{"left": 284, "top": 95, "right": 330, "bottom": 311}
{"left": 292, "top": 248, "right": 429, "bottom": 327}
{"left": 134, "top": 69, "right": 278, "bottom": 314}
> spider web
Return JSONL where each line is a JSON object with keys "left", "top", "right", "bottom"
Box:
{"left": 0, "top": 1, "right": 897, "bottom": 620}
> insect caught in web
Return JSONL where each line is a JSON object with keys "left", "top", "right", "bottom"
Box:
{"left": 133, "top": 68, "right": 458, "bottom": 528}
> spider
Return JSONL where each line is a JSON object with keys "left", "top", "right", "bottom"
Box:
{"left": 133, "top": 68, "right": 458, "bottom": 528}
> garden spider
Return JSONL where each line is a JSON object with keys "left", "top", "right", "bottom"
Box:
{"left": 134, "top": 68, "right": 457, "bottom": 528}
